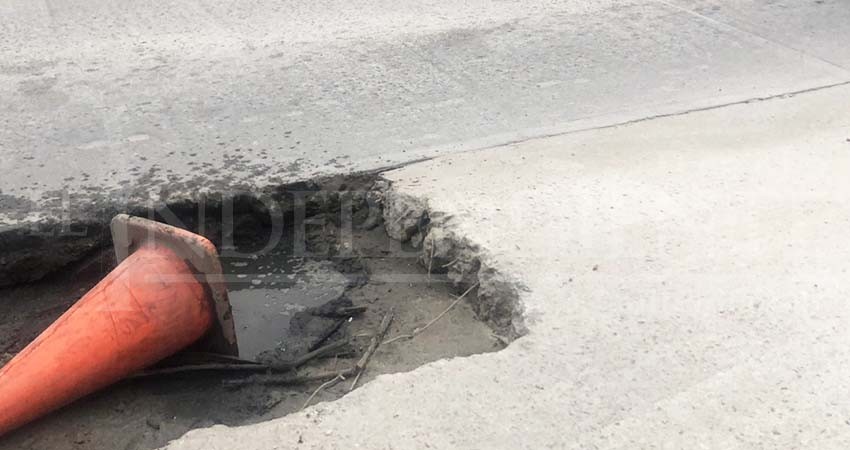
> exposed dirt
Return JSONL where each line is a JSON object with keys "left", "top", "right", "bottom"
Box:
{"left": 0, "top": 185, "right": 505, "bottom": 450}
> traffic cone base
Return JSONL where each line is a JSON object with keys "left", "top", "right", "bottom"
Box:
{"left": 110, "top": 214, "right": 237, "bottom": 356}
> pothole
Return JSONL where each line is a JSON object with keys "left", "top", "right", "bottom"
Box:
{"left": 0, "top": 174, "right": 521, "bottom": 450}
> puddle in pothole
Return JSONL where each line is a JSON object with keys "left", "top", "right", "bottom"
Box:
{"left": 0, "top": 187, "right": 507, "bottom": 450}
{"left": 226, "top": 256, "right": 348, "bottom": 360}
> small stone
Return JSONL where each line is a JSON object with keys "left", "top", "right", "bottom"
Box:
{"left": 72, "top": 432, "right": 89, "bottom": 445}
{"left": 145, "top": 418, "right": 161, "bottom": 430}
{"left": 264, "top": 391, "right": 285, "bottom": 409}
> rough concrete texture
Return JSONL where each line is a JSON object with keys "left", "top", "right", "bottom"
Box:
{"left": 3, "top": 0, "right": 850, "bottom": 230}
{"left": 380, "top": 186, "right": 526, "bottom": 338}
{"left": 4, "top": 0, "right": 850, "bottom": 285}
{"left": 165, "top": 81, "right": 850, "bottom": 449}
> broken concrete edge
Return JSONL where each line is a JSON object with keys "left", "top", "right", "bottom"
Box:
{"left": 0, "top": 217, "right": 110, "bottom": 287}
{"left": 0, "top": 164, "right": 528, "bottom": 341}
{"left": 0, "top": 170, "right": 383, "bottom": 289}
{"left": 377, "top": 177, "right": 529, "bottom": 340}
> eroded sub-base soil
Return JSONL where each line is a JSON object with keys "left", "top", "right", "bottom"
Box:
{"left": 0, "top": 221, "right": 503, "bottom": 450}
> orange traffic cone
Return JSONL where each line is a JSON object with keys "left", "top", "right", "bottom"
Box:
{"left": 0, "top": 215, "right": 238, "bottom": 437}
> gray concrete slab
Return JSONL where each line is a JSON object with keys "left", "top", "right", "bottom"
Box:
{"left": 667, "top": 0, "right": 850, "bottom": 70}
{"left": 167, "top": 82, "right": 850, "bottom": 449}
{"left": 2, "top": 0, "right": 850, "bottom": 229}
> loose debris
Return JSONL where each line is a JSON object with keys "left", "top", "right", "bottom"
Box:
{"left": 382, "top": 282, "right": 478, "bottom": 345}
{"left": 129, "top": 340, "right": 351, "bottom": 379}
{"left": 214, "top": 279, "right": 473, "bottom": 395}
{"left": 350, "top": 309, "right": 394, "bottom": 391}
{"left": 302, "top": 374, "right": 346, "bottom": 410}
{"left": 255, "top": 295, "right": 363, "bottom": 366}
{"left": 226, "top": 309, "right": 395, "bottom": 410}
{"left": 303, "top": 309, "right": 394, "bottom": 409}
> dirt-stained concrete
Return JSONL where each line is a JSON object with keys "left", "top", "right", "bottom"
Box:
{"left": 3, "top": 0, "right": 850, "bottom": 290}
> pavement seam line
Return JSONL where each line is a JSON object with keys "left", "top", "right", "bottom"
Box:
{"left": 442, "top": 79, "right": 850, "bottom": 157}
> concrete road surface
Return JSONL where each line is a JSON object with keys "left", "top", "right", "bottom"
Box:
{"left": 2, "top": 0, "right": 850, "bottom": 227}
{"left": 168, "top": 81, "right": 850, "bottom": 450}
{"left": 3, "top": 0, "right": 850, "bottom": 448}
